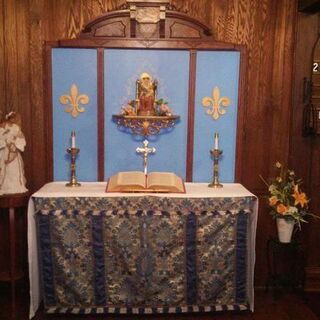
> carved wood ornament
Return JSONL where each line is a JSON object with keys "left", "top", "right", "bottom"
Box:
{"left": 79, "top": 0, "right": 212, "bottom": 41}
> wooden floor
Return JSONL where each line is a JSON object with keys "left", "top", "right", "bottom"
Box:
{"left": 0, "top": 280, "right": 319, "bottom": 320}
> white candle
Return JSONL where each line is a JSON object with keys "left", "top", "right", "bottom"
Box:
{"left": 214, "top": 132, "right": 219, "bottom": 150}
{"left": 71, "top": 131, "right": 76, "bottom": 148}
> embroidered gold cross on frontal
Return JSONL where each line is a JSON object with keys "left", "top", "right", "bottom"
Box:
{"left": 59, "top": 84, "right": 90, "bottom": 118}
{"left": 202, "top": 86, "right": 230, "bottom": 120}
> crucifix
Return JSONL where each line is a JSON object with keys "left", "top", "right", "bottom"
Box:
{"left": 136, "top": 140, "right": 156, "bottom": 175}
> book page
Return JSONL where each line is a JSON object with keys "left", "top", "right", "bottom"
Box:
{"left": 117, "top": 171, "right": 146, "bottom": 186}
{"left": 147, "top": 172, "right": 185, "bottom": 193}
{"left": 107, "top": 171, "right": 146, "bottom": 192}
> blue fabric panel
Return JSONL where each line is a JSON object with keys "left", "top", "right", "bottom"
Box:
{"left": 193, "top": 51, "right": 240, "bottom": 182}
{"left": 104, "top": 49, "right": 189, "bottom": 180}
{"left": 37, "top": 213, "right": 56, "bottom": 306}
{"left": 235, "top": 211, "right": 247, "bottom": 303}
{"left": 52, "top": 48, "right": 98, "bottom": 181}
{"left": 91, "top": 213, "right": 107, "bottom": 305}
{"left": 186, "top": 212, "right": 197, "bottom": 305}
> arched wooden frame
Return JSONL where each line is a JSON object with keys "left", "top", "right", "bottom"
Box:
{"left": 44, "top": 0, "right": 247, "bottom": 183}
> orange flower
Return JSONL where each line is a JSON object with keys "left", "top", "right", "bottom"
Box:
{"left": 276, "top": 204, "right": 288, "bottom": 215}
{"left": 269, "top": 196, "right": 278, "bottom": 206}
{"left": 293, "top": 185, "right": 308, "bottom": 208}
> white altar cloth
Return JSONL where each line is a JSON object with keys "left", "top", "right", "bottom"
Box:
{"left": 28, "top": 182, "right": 258, "bottom": 319}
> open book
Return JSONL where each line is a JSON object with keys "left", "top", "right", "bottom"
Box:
{"left": 106, "top": 171, "right": 185, "bottom": 193}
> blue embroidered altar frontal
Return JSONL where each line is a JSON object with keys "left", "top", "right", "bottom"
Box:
{"left": 35, "top": 195, "right": 254, "bottom": 314}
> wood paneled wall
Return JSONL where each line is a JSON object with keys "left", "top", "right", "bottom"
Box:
{"left": 2, "top": 0, "right": 318, "bottom": 288}
{"left": 291, "top": 11, "right": 320, "bottom": 291}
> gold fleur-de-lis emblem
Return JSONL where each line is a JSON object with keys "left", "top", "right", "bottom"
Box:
{"left": 202, "top": 86, "right": 230, "bottom": 120}
{"left": 59, "top": 84, "right": 89, "bottom": 118}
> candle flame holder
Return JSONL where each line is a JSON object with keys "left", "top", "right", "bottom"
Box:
{"left": 66, "top": 147, "right": 81, "bottom": 187}
{"left": 208, "top": 148, "right": 223, "bottom": 188}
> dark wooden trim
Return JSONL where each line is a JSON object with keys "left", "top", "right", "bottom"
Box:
{"left": 234, "top": 46, "right": 248, "bottom": 183}
{"left": 82, "top": 11, "right": 131, "bottom": 35}
{"left": 130, "top": 17, "right": 136, "bottom": 38}
{"left": 57, "top": 38, "right": 240, "bottom": 50}
{"left": 44, "top": 44, "right": 53, "bottom": 182}
{"left": 305, "top": 266, "right": 320, "bottom": 291}
{"left": 186, "top": 50, "right": 197, "bottom": 182}
{"left": 160, "top": 19, "right": 165, "bottom": 38}
{"left": 97, "top": 48, "right": 105, "bottom": 181}
{"left": 165, "top": 11, "right": 212, "bottom": 36}
{"left": 0, "top": 192, "right": 30, "bottom": 208}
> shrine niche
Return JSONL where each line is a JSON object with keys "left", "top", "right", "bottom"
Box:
{"left": 112, "top": 71, "right": 180, "bottom": 136}
{"left": 45, "top": 0, "right": 246, "bottom": 184}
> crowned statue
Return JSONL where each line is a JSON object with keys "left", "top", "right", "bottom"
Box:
{"left": 0, "top": 111, "right": 28, "bottom": 195}
{"left": 120, "top": 72, "right": 173, "bottom": 119}
{"left": 136, "top": 72, "right": 158, "bottom": 116}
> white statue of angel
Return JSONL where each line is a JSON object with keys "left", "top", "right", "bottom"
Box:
{"left": 0, "top": 111, "right": 28, "bottom": 195}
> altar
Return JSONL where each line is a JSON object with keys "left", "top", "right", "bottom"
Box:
{"left": 28, "top": 182, "right": 257, "bottom": 318}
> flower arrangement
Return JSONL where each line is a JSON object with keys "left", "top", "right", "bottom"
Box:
{"left": 260, "top": 162, "right": 314, "bottom": 229}
{"left": 155, "top": 99, "right": 173, "bottom": 116}
{"left": 120, "top": 100, "right": 136, "bottom": 116}
{"left": 120, "top": 99, "right": 173, "bottom": 116}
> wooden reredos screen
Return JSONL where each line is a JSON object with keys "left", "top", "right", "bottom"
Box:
{"left": 45, "top": 0, "right": 246, "bottom": 183}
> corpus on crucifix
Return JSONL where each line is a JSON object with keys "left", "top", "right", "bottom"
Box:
{"left": 136, "top": 140, "right": 156, "bottom": 175}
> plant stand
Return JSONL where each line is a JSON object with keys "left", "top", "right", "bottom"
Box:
{"left": 266, "top": 237, "right": 305, "bottom": 299}
{"left": 0, "top": 192, "right": 29, "bottom": 319}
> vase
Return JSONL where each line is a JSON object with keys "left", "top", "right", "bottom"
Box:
{"left": 276, "top": 218, "right": 295, "bottom": 243}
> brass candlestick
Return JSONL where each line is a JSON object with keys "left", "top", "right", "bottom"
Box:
{"left": 208, "top": 148, "right": 223, "bottom": 188}
{"left": 66, "top": 147, "right": 81, "bottom": 187}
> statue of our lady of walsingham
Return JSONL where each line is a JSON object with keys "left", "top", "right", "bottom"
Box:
{"left": 0, "top": 111, "right": 28, "bottom": 195}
